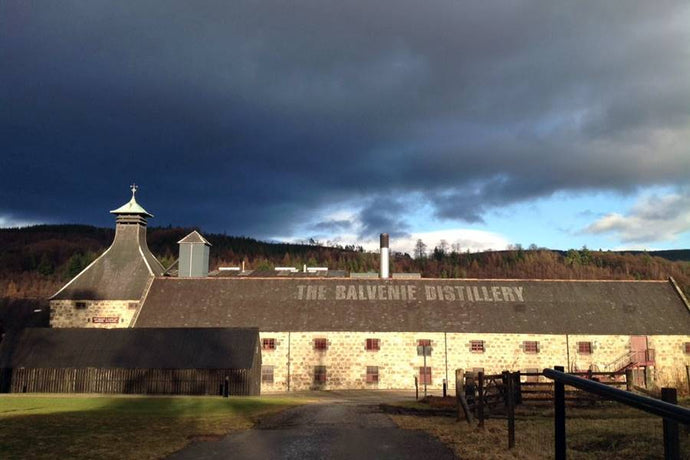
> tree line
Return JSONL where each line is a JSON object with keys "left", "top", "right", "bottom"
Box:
{"left": 1, "top": 225, "right": 689, "bottom": 299}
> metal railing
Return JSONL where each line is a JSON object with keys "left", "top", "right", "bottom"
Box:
{"left": 544, "top": 366, "right": 690, "bottom": 459}
{"left": 604, "top": 349, "right": 656, "bottom": 372}
{"left": 604, "top": 350, "right": 635, "bottom": 371}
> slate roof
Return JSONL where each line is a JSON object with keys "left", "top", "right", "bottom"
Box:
{"left": 178, "top": 231, "right": 211, "bottom": 245}
{"left": 52, "top": 223, "right": 164, "bottom": 300}
{"left": 210, "top": 269, "right": 349, "bottom": 278}
{"left": 0, "top": 328, "right": 258, "bottom": 369}
{"left": 134, "top": 278, "right": 690, "bottom": 335}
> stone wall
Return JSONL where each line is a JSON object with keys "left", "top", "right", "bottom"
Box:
{"left": 50, "top": 300, "right": 139, "bottom": 328}
{"left": 259, "top": 331, "right": 690, "bottom": 392}
{"left": 46, "top": 305, "right": 690, "bottom": 391}
{"left": 649, "top": 336, "right": 690, "bottom": 386}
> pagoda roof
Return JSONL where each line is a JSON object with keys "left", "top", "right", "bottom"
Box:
{"left": 110, "top": 184, "right": 153, "bottom": 218}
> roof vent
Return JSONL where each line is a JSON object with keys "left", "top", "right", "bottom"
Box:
{"left": 178, "top": 231, "right": 211, "bottom": 277}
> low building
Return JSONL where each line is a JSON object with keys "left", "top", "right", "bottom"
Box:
{"left": 0, "top": 327, "right": 261, "bottom": 395}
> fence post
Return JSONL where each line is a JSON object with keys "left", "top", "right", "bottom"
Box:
{"left": 506, "top": 372, "right": 515, "bottom": 449}
{"left": 625, "top": 369, "right": 633, "bottom": 392}
{"left": 514, "top": 372, "right": 522, "bottom": 405}
{"left": 455, "top": 369, "right": 463, "bottom": 421}
{"left": 455, "top": 369, "right": 474, "bottom": 424}
{"left": 554, "top": 366, "right": 566, "bottom": 460}
{"left": 415, "top": 376, "right": 419, "bottom": 401}
{"left": 477, "top": 371, "right": 485, "bottom": 429}
{"left": 644, "top": 366, "right": 652, "bottom": 389}
{"left": 661, "top": 388, "right": 679, "bottom": 460}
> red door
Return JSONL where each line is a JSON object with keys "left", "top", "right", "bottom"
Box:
{"left": 630, "top": 336, "right": 648, "bottom": 365}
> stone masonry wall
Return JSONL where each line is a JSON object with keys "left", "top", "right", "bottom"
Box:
{"left": 649, "top": 336, "right": 690, "bottom": 386}
{"left": 50, "top": 300, "right": 138, "bottom": 328}
{"left": 259, "top": 331, "right": 690, "bottom": 392}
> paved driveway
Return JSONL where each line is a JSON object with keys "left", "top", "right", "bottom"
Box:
{"left": 167, "top": 391, "right": 456, "bottom": 460}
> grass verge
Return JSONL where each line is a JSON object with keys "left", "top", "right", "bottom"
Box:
{"left": 0, "top": 394, "right": 305, "bottom": 459}
{"left": 388, "top": 399, "right": 690, "bottom": 459}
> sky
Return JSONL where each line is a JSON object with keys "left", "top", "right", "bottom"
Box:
{"left": 2, "top": 1, "right": 690, "bottom": 256}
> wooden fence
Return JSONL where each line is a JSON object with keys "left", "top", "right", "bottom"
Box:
{"left": 520, "top": 370, "right": 628, "bottom": 402}
{"left": 455, "top": 368, "right": 632, "bottom": 450}
{"left": 5, "top": 367, "right": 260, "bottom": 395}
{"left": 545, "top": 366, "right": 690, "bottom": 460}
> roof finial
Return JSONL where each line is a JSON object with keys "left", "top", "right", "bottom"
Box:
{"left": 111, "top": 183, "right": 153, "bottom": 217}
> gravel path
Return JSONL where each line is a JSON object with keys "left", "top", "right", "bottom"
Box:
{"left": 167, "top": 392, "right": 456, "bottom": 460}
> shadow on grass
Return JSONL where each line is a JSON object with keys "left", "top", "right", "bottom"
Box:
{"left": 0, "top": 395, "right": 302, "bottom": 460}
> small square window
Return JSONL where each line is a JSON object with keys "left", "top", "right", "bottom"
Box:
{"left": 261, "top": 365, "right": 274, "bottom": 384}
{"left": 366, "top": 338, "right": 380, "bottom": 351}
{"left": 75, "top": 302, "right": 87, "bottom": 309}
{"left": 523, "top": 341, "right": 539, "bottom": 353}
{"left": 684, "top": 342, "right": 690, "bottom": 354}
{"left": 314, "top": 365, "right": 327, "bottom": 383}
{"left": 419, "top": 366, "right": 432, "bottom": 385}
{"left": 314, "top": 338, "right": 328, "bottom": 351}
{"left": 417, "top": 339, "right": 432, "bottom": 356}
{"left": 577, "top": 341, "right": 592, "bottom": 354}
{"left": 366, "top": 366, "right": 379, "bottom": 383}
{"left": 262, "top": 338, "right": 276, "bottom": 351}
{"left": 128, "top": 302, "right": 138, "bottom": 310}
{"left": 470, "top": 340, "right": 485, "bottom": 353}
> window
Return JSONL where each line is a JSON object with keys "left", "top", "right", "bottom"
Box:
{"left": 314, "top": 365, "right": 327, "bottom": 383}
{"left": 419, "top": 367, "right": 432, "bottom": 385}
{"left": 684, "top": 342, "right": 690, "bottom": 354}
{"left": 470, "top": 340, "right": 485, "bottom": 353}
{"left": 523, "top": 341, "right": 539, "bottom": 353}
{"left": 128, "top": 302, "right": 138, "bottom": 310}
{"left": 577, "top": 341, "right": 592, "bottom": 354}
{"left": 261, "top": 365, "right": 274, "bottom": 384}
{"left": 366, "top": 366, "right": 379, "bottom": 383}
{"left": 417, "top": 339, "right": 432, "bottom": 356}
{"left": 75, "top": 302, "right": 87, "bottom": 309}
{"left": 262, "top": 338, "right": 276, "bottom": 351}
{"left": 366, "top": 338, "right": 380, "bottom": 351}
{"left": 314, "top": 338, "right": 328, "bottom": 351}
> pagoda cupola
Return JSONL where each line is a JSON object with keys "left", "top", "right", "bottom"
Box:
{"left": 110, "top": 184, "right": 154, "bottom": 226}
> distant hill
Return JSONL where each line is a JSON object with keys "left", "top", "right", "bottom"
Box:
{"left": 1, "top": 224, "right": 689, "bottom": 300}
{"left": 618, "top": 249, "right": 690, "bottom": 262}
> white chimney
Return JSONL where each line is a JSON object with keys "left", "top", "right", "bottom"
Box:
{"left": 380, "top": 233, "right": 390, "bottom": 279}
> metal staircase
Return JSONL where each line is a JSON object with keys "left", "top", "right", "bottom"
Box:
{"left": 604, "top": 349, "right": 655, "bottom": 372}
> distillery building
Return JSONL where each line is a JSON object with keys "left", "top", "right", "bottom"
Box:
{"left": 4, "top": 189, "right": 690, "bottom": 394}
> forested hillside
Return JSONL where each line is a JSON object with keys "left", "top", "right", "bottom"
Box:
{"left": 1, "top": 224, "right": 690, "bottom": 300}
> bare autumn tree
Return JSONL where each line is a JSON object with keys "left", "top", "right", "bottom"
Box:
{"left": 414, "top": 239, "right": 427, "bottom": 259}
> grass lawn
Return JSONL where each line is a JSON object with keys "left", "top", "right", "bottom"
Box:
{"left": 389, "top": 399, "right": 690, "bottom": 459}
{"left": 0, "top": 394, "right": 306, "bottom": 459}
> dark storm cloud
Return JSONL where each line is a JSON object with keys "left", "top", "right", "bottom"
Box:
{"left": 313, "top": 220, "right": 355, "bottom": 234}
{"left": 1, "top": 1, "right": 689, "bottom": 237}
{"left": 357, "top": 197, "right": 411, "bottom": 239}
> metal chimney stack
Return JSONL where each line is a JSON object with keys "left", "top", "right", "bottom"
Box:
{"left": 380, "top": 233, "right": 390, "bottom": 279}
